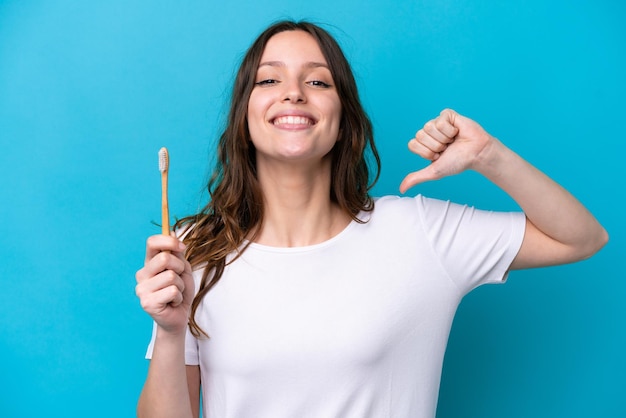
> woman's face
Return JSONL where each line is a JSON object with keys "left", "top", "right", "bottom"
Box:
{"left": 247, "top": 30, "right": 342, "bottom": 168}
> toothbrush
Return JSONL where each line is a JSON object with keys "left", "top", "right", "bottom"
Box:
{"left": 158, "top": 147, "right": 170, "bottom": 236}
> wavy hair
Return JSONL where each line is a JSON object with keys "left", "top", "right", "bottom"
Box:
{"left": 175, "top": 20, "right": 381, "bottom": 337}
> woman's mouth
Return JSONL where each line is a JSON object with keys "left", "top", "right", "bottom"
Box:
{"left": 272, "top": 115, "right": 316, "bottom": 127}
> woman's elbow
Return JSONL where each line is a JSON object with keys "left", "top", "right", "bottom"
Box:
{"left": 577, "top": 226, "right": 609, "bottom": 261}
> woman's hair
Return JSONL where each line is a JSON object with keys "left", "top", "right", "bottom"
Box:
{"left": 175, "top": 20, "right": 381, "bottom": 337}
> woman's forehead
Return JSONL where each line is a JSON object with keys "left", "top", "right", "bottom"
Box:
{"left": 259, "top": 31, "right": 327, "bottom": 65}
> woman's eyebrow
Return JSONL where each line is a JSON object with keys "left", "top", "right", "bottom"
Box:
{"left": 258, "top": 60, "right": 329, "bottom": 69}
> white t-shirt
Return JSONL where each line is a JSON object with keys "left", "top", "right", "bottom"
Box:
{"left": 147, "top": 195, "right": 526, "bottom": 418}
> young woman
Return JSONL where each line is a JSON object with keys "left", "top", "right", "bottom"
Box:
{"left": 135, "top": 21, "right": 608, "bottom": 418}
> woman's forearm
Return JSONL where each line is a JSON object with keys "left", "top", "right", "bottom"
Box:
{"left": 137, "top": 329, "right": 194, "bottom": 418}
{"left": 474, "top": 137, "right": 608, "bottom": 264}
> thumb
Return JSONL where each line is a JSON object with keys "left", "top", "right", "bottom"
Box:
{"left": 399, "top": 165, "right": 441, "bottom": 194}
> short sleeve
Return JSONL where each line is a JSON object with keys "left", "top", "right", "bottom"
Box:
{"left": 414, "top": 195, "right": 526, "bottom": 294}
{"left": 144, "top": 322, "right": 200, "bottom": 366}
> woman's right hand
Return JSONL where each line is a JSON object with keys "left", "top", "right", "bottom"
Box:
{"left": 135, "top": 234, "right": 195, "bottom": 336}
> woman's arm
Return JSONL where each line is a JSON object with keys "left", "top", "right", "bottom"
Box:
{"left": 137, "top": 331, "right": 196, "bottom": 418}
{"left": 136, "top": 235, "right": 198, "bottom": 418}
{"left": 400, "top": 109, "right": 608, "bottom": 269}
{"left": 187, "top": 365, "right": 201, "bottom": 418}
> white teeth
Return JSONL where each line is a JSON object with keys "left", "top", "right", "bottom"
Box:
{"left": 273, "top": 116, "right": 312, "bottom": 125}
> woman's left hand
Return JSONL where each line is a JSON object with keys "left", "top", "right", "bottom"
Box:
{"left": 399, "top": 108, "right": 493, "bottom": 193}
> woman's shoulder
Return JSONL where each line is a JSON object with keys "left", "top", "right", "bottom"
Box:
{"left": 368, "top": 194, "right": 462, "bottom": 231}
{"left": 373, "top": 194, "right": 449, "bottom": 214}
{"left": 367, "top": 194, "right": 421, "bottom": 224}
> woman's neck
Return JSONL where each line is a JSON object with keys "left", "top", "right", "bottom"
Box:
{"left": 252, "top": 160, "right": 351, "bottom": 247}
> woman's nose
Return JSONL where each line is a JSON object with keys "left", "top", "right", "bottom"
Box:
{"left": 282, "top": 80, "right": 306, "bottom": 103}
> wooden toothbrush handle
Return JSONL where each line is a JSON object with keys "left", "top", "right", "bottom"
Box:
{"left": 161, "top": 170, "right": 170, "bottom": 235}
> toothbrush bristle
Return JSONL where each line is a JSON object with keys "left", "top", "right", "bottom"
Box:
{"left": 158, "top": 147, "right": 169, "bottom": 172}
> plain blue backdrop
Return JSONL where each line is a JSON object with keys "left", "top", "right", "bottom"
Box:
{"left": 1, "top": 0, "right": 623, "bottom": 417}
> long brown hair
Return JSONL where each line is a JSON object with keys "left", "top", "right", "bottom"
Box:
{"left": 175, "top": 20, "right": 381, "bottom": 337}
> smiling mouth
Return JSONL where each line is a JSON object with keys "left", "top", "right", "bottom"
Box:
{"left": 272, "top": 116, "right": 316, "bottom": 126}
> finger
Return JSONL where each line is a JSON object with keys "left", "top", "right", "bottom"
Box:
{"left": 136, "top": 270, "right": 186, "bottom": 314}
{"left": 422, "top": 120, "right": 455, "bottom": 145}
{"left": 408, "top": 136, "right": 443, "bottom": 161}
{"left": 168, "top": 286, "right": 184, "bottom": 307}
{"left": 145, "top": 235, "right": 187, "bottom": 263}
{"left": 399, "top": 165, "right": 441, "bottom": 193}
{"left": 138, "top": 283, "right": 184, "bottom": 313}
{"left": 178, "top": 258, "right": 196, "bottom": 303}
{"left": 136, "top": 268, "right": 185, "bottom": 295}
{"left": 436, "top": 109, "right": 460, "bottom": 138}
{"left": 139, "top": 251, "right": 187, "bottom": 283}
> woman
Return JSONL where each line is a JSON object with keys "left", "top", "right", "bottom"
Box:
{"left": 135, "top": 20, "right": 608, "bottom": 418}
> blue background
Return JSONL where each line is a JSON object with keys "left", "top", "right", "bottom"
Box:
{"left": 1, "top": 0, "right": 624, "bottom": 417}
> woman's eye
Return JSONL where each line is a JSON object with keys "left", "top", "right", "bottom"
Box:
{"left": 255, "top": 79, "right": 279, "bottom": 86}
{"left": 308, "top": 80, "right": 331, "bottom": 88}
